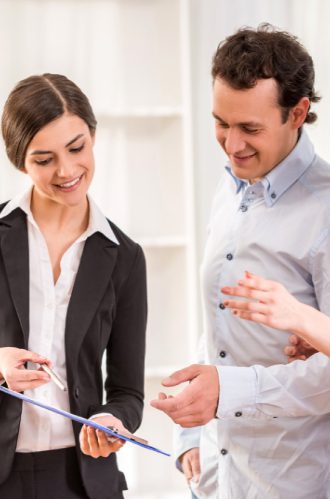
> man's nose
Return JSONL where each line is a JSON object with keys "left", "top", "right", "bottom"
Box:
{"left": 224, "top": 128, "right": 245, "bottom": 155}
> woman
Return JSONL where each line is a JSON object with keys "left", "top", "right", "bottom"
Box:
{"left": 0, "top": 74, "right": 147, "bottom": 499}
{"left": 222, "top": 271, "right": 329, "bottom": 356}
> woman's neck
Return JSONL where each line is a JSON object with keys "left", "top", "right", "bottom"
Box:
{"left": 30, "top": 188, "right": 89, "bottom": 237}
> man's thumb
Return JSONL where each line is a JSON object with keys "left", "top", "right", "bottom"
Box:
{"left": 162, "top": 364, "right": 200, "bottom": 387}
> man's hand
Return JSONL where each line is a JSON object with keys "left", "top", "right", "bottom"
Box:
{"left": 150, "top": 364, "right": 219, "bottom": 427}
{"left": 284, "top": 334, "right": 317, "bottom": 362}
{"left": 180, "top": 447, "right": 200, "bottom": 485}
{"left": 79, "top": 415, "right": 126, "bottom": 458}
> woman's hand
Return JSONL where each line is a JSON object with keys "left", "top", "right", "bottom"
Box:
{"left": 79, "top": 415, "right": 126, "bottom": 458}
{"left": 0, "top": 347, "right": 51, "bottom": 391}
{"left": 221, "top": 271, "right": 304, "bottom": 332}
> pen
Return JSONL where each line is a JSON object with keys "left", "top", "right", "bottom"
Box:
{"left": 39, "top": 364, "right": 67, "bottom": 391}
{"left": 0, "top": 366, "right": 67, "bottom": 391}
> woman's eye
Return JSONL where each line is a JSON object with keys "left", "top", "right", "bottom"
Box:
{"left": 35, "top": 158, "right": 52, "bottom": 166}
{"left": 70, "top": 144, "right": 84, "bottom": 153}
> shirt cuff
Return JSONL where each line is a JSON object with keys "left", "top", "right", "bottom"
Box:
{"left": 173, "top": 424, "right": 201, "bottom": 472}
{"left": 216, "top": 365, "right": 260, "bottom": 419}
{"left": 89, "top": 412, "right": 113, "bottom": 420}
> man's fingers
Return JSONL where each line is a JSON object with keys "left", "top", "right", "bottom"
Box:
{"left": 151, "top": 385, "right": 194, "bottom": 413}
{"left": 191, "top": 451, "right": 201, "bottom": 482}
{"left": 284, "top": 346, "right": 297, "bottom": 356}
{"left": 161, "top": 364, "right": 201, "bottom": 387}
{"left": 181, "top": 457, "right": 193, "bottom": 481}
{"left": 289, "top": 334, "right": 299, "bottom": 345}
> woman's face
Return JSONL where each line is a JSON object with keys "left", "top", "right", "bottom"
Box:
{"left": 23, "top": 112, "right": 95, "bottom": 209}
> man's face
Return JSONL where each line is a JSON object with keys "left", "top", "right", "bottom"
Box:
{"left": 212, "top": 77, "right": 299, "bottom": 182}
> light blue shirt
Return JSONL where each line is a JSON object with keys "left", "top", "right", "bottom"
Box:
{"left": 176, "top": 130, "right": 330, "bottom": 499}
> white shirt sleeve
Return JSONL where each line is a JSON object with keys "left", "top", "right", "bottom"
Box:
{"left": 217, "top": 352, "right": 330, "bottom": 419}
{"left": 173, "top": 334, "right": 206, "bottom": 464}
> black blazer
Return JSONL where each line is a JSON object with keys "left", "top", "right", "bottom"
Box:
{"left": 0, "top": 204, "right": 147, "bottom": 499}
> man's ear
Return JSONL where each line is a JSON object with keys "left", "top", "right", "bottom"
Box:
{"left": 290, "top": 97, "right": 310, "bottom": 129}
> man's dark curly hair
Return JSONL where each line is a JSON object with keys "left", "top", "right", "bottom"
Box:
{"left": 211, "top": 23, "right": 320, "bottom": 124}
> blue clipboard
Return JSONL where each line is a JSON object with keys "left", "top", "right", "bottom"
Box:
{"left": 0, "top": 384, "right": 170, "bottom": 456}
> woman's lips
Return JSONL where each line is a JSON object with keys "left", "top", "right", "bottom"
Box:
{"left": 54, "top": 174, "right": 83, "bottom": 192}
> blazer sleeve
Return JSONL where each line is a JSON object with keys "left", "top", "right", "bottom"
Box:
{"left": 88, "top": 244, "right": 147, "bottom": 432}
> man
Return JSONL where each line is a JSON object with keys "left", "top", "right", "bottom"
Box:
{"left": 151, "top": 24, "right": 330, "bottom": 498}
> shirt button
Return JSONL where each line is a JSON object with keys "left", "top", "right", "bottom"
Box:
{"left": 219, "top": 351, "right": 226, "bottom": 358}
{"left": 74, "top": 387, "right": 80, "bottom": 399}
{"left": 271, "top": 192, "right": 277, "bottom": 199}
{"left": 219, "top": 303, "right": 226, "bottom": 310}
{"left": 235, "top": 411, "right": 242, "bottom": 417}
{"left": 221, "top": 449, "right": 228, "bottom": 455}
{"left": 240, "top": 205, "right": 248, "bottom": 212}
{"left": 226, "top": 253, "right": 233, "bottom": 261}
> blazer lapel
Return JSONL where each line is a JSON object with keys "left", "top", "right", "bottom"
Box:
{"left": 65, "top": 232, "right": 118, "bottom": 369}
{"left": 0, "top": 209, "right": 29, "bottom": 346}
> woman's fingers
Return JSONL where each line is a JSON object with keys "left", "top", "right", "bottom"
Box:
{"left": 222, "top": 285, "right": 268, "bottom": 302}
{"left": 79, "top": 425, "right": 125, "bottom": 458}
{"left": 0, "top": 347, "right": 52, "bottom": 391}
{"left": 223, "top": 299, "right": 268, "bottom": 313}
{"left": 231, "top": 310, "right": 269, "bottom": 324}
{"left": 5, "top": 367, "right": 50, "bottom": 391}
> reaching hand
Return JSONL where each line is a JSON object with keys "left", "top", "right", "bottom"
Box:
{"left": 79, "top": 415, "right": 126, "bottom": 458}
{"left": 221, "top": 271, "right": 304, "bottom": 332}
{"left": 0, "top": 347, "right": 51, "bottom": 391}
{"left": 150, "top": 364, "right": 219, "bottom": 427}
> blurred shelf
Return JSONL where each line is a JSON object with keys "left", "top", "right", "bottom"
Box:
{"left": 96, "top": 107, "right": 183, "bottom": 121}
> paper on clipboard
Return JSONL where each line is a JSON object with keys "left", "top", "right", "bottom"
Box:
{"left": 0, "top": 384, "right": 170, "bottom": 456}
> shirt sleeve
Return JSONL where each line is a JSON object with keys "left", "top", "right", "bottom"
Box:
{"left": 173, "top": 334, "right": 206, "bottom": 465}
{"left": 217, "top": 352, "right": 330, "bottom": 419}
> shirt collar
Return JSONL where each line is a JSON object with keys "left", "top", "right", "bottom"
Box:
{"left": 0, "top": 186, "right": 119, "bottom": 245}
{"left": 225, "top": 129, "right": 315, "bottom": 205}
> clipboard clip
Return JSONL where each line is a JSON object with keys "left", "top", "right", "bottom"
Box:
{"left": 107, "top": 426, "right": 149, "bottom": 445}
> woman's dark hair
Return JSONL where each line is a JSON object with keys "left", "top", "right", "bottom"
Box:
{"left": 211, "top": 23, "right": 320, "bottom": 124}
{"left": 1, "top": 73, "right": 97, "bottom": 170}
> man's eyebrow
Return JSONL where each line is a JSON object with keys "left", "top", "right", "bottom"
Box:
{"left": 29, "top": 134, "right": 84, "bottom": 155}
{"left": 212, "top": 112, "right": 225, "bottom": 121}
{"left": 212, "top": 112, "right": 262, "bottom": 127}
